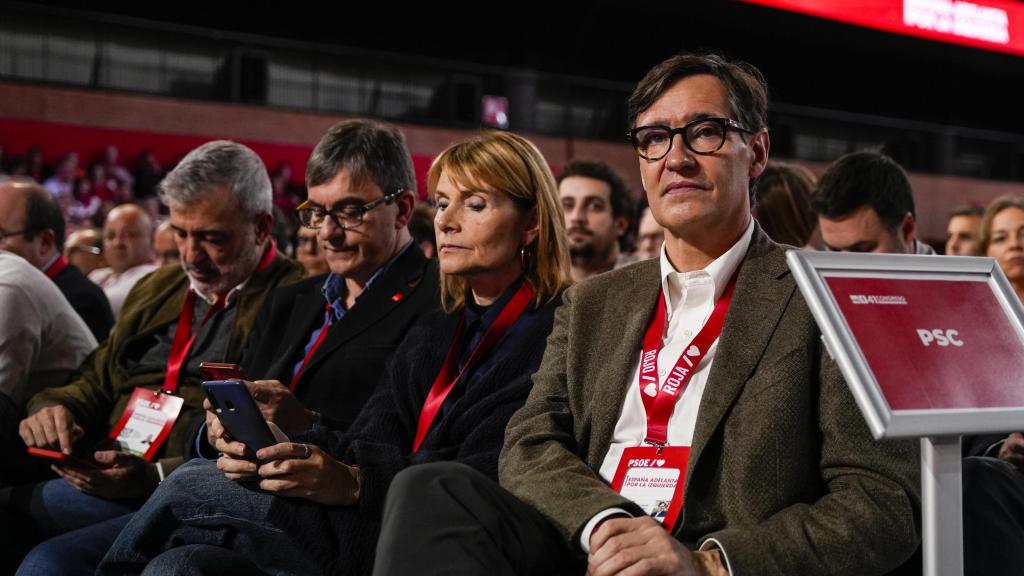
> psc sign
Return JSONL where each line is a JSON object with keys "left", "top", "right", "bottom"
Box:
{"left": 916, "top": 328, "right": 964, "bottom": 348}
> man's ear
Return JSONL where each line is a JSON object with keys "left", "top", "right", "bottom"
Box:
{"left": 899, "top": 212, "right": 917, "bottom": 248}
{"left": 394, "top": 192, "right": 416, "bottom": 230}
{"left": 37, "top": 228, "right": 57, "bottom": 259}
{"left": 747, "top": 130, "right": 771, "bottom": 180}
{"left": 614, "top": 215, "right": 629, "bottom": 238}
{"left": 254, "top": 212, "right": 273, "bottom": 245}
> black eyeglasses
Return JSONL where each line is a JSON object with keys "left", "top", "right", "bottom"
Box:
{"left": 0, "top": 228, "right": 28, "bottom": 244}
{"left": 296, "top": 189, "right": 404, "bottom": 230}
{"left": 627, "top": 117, "right": 755, "bottom": 161}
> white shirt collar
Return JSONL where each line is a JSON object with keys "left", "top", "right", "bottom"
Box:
{"left": 658, "top": 219, "right": 754, "bottom": 317}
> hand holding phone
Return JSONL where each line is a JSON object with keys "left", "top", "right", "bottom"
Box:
{"left": 203, "top": 380, "right": 279, "bottom": 459}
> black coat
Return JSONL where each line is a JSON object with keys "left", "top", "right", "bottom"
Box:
{"left": 241, "top": 245, "right": 441, "bottom": 433}
{"left": 267, "top": 293, "right": 562, "bottom": 575}
{"left": 53, "top": 263, "right": 114, "bottom": 342}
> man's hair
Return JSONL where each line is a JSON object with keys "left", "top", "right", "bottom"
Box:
{"left": 159, "top": 140, "right": 272, "bottom": 217}
{"left": 306, "top": 119, "right": 416, "bottom": 196}
{"left": 557, "top": 159, "right": 635, "bottom": 222}
{"left": 427, "top": 131, "right": 571, "bottom": 312}
{"left": 950, "top": 205, "right": 985, "bottom": 219}
{"left": 627, "top": 52, "right": 769, "bottom": 133}
{"left": 812, "top": 151, "right": 915, "bottom": 231}
{"left": 978, "top": 195, "right": 1024, "bottom": 256}
{"left": 1, "top": 177, "right": 66, "bottom": 251}
{"left": 628, "top": 52, "right": 769, "bottom": 201}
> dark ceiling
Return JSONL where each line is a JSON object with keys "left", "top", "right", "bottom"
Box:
{"left": 9, "top": 0, "right": 1024, "bottom": 133}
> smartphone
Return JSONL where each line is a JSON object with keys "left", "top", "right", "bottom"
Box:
{"left": 199, "top": 362, "right": 247, "bottom": 381}
{"left": 25, "top": 447, "right": 108, "bottom": 469}
{"left": 202, "top": 379, "right": 278, "bottom": 457}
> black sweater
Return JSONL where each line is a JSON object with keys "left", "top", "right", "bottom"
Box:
{"left": 266, "top": 293, "right": 562, "bottom": 575}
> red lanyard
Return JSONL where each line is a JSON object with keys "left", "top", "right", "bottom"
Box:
{"left": 163, "top": 242, "right": 277, "bottom": 393}
{"left": 44, "top": 255, "right": 69, "bottom": 280}
{"left": 639, "top": 270, "right": 739, "bottom": 446}
{"left": 411, "top": 282, "right": 535, "bottom": 453}
{"left": 290, "top": 302, "right": 333, "bottom": 391}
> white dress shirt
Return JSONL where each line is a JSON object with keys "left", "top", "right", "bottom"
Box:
{"left": 580, "top": 220, "right": 754, "bottom": 572}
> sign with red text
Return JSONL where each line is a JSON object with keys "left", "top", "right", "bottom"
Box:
{"left": 741, "top": 0, "right": 1024, "bottom": 57}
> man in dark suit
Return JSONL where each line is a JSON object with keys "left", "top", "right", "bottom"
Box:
{"left": 0, "top": 178, "right": 114, "bottom": 341}
{"left": 374, "top": 53, "right": 920, "bottom": 576}
{"left": 190, "top": 118, "right": 441, "bottom": 456}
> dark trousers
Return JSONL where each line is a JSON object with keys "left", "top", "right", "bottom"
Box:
{"left": 963, "top": 456, "right": 1024, "bottom": 576}
{"left": 373, "top": 462, "right": 584, "bottom": 576}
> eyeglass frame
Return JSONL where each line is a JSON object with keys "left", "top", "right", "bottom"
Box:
{"left": 0, "top": 228, "right": 29, "bottom": 244}
{"left": 626, "top": 117, "right": 756, "bottom": 161}
{"left": 296, "top": 188, "right": 406, "bottom": 231}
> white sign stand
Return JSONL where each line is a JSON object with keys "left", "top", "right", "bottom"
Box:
{"left": 921, "top": 436, "right": 962, "bottom": 576}
{"left": 787, "top": 251, "right": 1024, "bottom": 576}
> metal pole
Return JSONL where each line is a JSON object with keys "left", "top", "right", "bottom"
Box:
{"left": 921, "top": 436, "right": 963, "bottom": 576}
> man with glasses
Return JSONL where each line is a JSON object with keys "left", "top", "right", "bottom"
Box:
{"left": 0, "top": 178, "right": 114, "bottom": 341}
{"left": 375, "top": 52, "right": 919, "bottom": 576}
{"left": 187, "top": 118, "right": 440, "bottom": 460}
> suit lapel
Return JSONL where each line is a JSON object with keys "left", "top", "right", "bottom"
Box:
{"left": 686, "top": 229, "right": 795, "bottom": 477}
{"left": 587, "top": 260, "right": 663, "bottom": 461}
{"left": 271, "top": 283, "right": 328, "bottom": 380}
{"left": 299, "top": 247, "right": 428, "bottom": 376}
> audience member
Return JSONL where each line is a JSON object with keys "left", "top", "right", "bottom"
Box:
{"left": 0, "top": 252, "right": 97, "bottom": 480}
{"left": 151, "top": 220, "right": 180, "bottom": 267}
{"left": 961, "top": 194, "right": 1024, "bottom": 576}
{"left": 63, "top": 228, "right": 106, "bottom": 277}
{"left": 557, "top": 159, "right": 635, "bottom": 281}
{"left": 813, "top": 150, "right": 933, "bottom": 255}
{"left": 270, "top": 160, "right": 302, "bottom": 213}
{"left": 946, "top": 205, "right": 985, "bottom": 256}
{"left": 752, "top": 160, "right": 818, "bottom": 247}
{"left": 42, "top": 152, "right": 78, "bottom": 202}
{"left": 294, "top": 223, "right": 329, "bottom": 277}
{"left": 88, "top": 204, "right": 158, "bottom": 317}
{"left": 1, "top": 140, "right": 304, "bottom": 567}
{"left": 0, "top": 178, "right": 114, "bottom": 341}
{"left": 635, "top": 205, "right": 664, "bottom": 259}
{"left": 99, "top": 130, "right": 571, "bottom": 576}
{"left": 409, "top": 203, "right": 437, "bottom": 258}
{"left": 374, "top": 52, "right": 920, "bottom": 576}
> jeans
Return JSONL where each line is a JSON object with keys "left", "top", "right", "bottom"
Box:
{"left": 16, "top": 513, "right": 133, "bottom": 576}
{"left": 97, "top": 459, "right": 318, "bottom": 576}
{"left": 0, "top": 478, "right": 140, "bottom": 571}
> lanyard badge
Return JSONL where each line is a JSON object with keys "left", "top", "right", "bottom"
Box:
{"left": 611, "top": 270, "right": 739, "bottom": 530}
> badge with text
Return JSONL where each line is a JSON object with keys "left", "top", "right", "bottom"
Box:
{"left": 108, "top": 387, "right": 184, "bottom": 460}
{"left": 611, "top": 445, "right": 690, "bottom": 529}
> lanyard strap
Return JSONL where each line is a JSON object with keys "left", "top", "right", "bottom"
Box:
{"left": 290, "top": 302, "right": 334, "bottom": 391}
{"left": 161, "top": 242, "right": 277, "bottom": 393}
{"left": 411, "top": 282, "right": 536, "bottom": 453}
{"left": 44, "top": 255, "right": 69, "bottom": 280}
{"left": 639, "top": 270, "right": 739, "bottom": 446}
{"left": 163, "top": 290, "right": 226, "bottom": 393}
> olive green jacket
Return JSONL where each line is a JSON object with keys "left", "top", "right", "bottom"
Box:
{"left": 27, "top": 253, "right": 304, "bottom": 461}
{"left": 499, "top": 227, "right": 921, "bottom": 576}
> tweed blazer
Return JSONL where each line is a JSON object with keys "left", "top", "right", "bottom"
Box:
{"left": 500, "top": 227, "right": 921, "bottom": 576}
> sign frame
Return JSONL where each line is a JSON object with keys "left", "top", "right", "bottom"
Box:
{"left": 786, "top": 250, "right": 1024, "bottom": 440}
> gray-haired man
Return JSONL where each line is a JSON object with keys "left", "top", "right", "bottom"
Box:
{"left": 2, "top": 141, "right": 304, "bottom": 568}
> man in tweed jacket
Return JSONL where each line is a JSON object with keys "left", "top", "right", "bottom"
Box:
{"left": 373, "top": 53, "right": 920, "bottom": 576}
